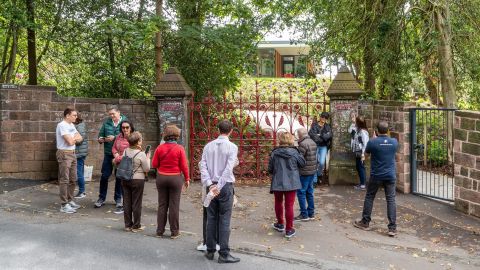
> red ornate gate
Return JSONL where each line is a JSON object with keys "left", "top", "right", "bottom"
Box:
{"left": 189, "top": 80, "right": 329, "bottom": 182}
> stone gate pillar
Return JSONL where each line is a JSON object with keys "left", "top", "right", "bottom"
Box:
{"left": 152, "top": 68, "right": 194, "bottom": 153}
{"left": 327, "top": 66, "right": 364, "bottom": 185}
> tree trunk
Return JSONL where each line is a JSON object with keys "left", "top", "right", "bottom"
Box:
{"left": 37, "top": 0, "right": 64, "bottom": 66}
{"left": 155, "top": 0, "right": 163, "bottom": 85}
{"left": 433, "top": 0, "right": 456, "bottom": 165}
{"left": 363, "top": 44, "right": 376, "bottom": 95}
{"left": 26, "top": 0, "right": 38, "bottom": 85}
{"left": 0, "top": 24, "right": 12, "bottom": 82}
{"left": 5, "top": 26, "right": 18, "bottom": 84}
{"left": 434, "top": 1, "right": 456, "bottom": 108}
{"left": 422, "top": 55, "right": 441, "bottom": 106}
{"left": 106, "top": 2, "right": 119, "bottom": 94}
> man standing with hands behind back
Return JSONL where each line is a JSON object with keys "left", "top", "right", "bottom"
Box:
{"left": 56, "top": 108, "right": 83, "bottom": 214}
{"left": 200, "top": 120, "right": 240, "bottom": 264}
{"left": 94, "top": 106, "right": 127, "bottom": 209}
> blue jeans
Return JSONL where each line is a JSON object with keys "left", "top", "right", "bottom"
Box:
{"left": 361, "top": 181, "right": 397, "bottom": 230}
{"left": 355, "top": 157, "right": 366, "bottom": 186}
{"left": 76, "top": 157, "right": 86, "bottom": 193}
{"left": 313, "top": 146, "right": 328, "bottom": 183}
{"left": 99, "top": 154, "right": 122, "bottom": 202}
{"left": 296, "top": 175, "right": 315, "bottom": 217}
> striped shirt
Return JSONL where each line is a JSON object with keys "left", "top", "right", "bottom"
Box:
{"left": 199, "top": 135, "right": 238, "bottom": 191}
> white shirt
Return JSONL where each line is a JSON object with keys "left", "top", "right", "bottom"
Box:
{"left": 199, "top": 135, "right": 238, "bottom": 191}
{"left": 56, "top": 121, "right": 77, "bottom": 150}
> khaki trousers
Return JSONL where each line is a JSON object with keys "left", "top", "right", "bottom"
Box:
{"left": 56, "top": 150, "right": 77, "bottom": 205}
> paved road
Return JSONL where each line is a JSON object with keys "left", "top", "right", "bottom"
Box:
{"left": 0, "top": 212, "right": 320, "bottom": 270}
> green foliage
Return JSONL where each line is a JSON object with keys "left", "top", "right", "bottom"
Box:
{"left": 0, "top": 0, "right": 273, "bottom": 100}
{"left": 415, "top": 110, "right": 449, "bottom": 167}
{"left": 427, "top": 140, "right": 447, "bottom": 167}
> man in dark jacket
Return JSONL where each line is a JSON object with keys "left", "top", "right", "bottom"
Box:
{"left": 295, "top": 128, "right": 317, "bottom": 221}
{"left": 354, "top": 121, "right": 399, "bottom": 237}
{"left": 308, "top": 112, "right": 333, "bottom": 185}
{"left": 94, "top": 105, "right": 128, "bottom": 209}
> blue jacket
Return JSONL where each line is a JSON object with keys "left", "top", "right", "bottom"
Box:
{"left": 268, "top": 147, "right": 306, "bottom": 192}
{"left": 366, "top": 135, "right": 398, "bottom": 182}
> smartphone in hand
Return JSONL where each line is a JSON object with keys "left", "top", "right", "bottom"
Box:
{"left": 145, "top": 145, "right": 151, "bottom": 153}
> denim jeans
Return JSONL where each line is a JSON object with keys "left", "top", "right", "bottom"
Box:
{"left": 355, "top": 157, "right": 366, "bottom": 186}
{"left": 296, "top": 175, "right": 315, "bottom": 217}
{"left": 76, "top": 157, "right": 86, "bottom": 193}
{"left": 99, "top": 154, "right": 122, "bottom": 202}
{"left": 361, "top": 181, "right": 397, "bottom": 230}
{"left": 314, "top": 146, "right": 328, "bottom": 183}
{"left": 207, "top": 183, "right": 234, "bottom": 256}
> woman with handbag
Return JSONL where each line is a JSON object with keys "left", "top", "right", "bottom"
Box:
{"left": 349, "top": 115, "right": 369, "bottom": 190}
{"left": 152, "top": 124, "right": 190, "bottom": 239}
{"left": 111, "top": 120, "right": 135, "bottom": 214}
{"left": 121, "top": 131, "right": 150, "bottom": 232}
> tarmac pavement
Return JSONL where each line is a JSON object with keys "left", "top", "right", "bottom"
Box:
{"left": 0, "top": 179, "right": 479, "bottom": 270}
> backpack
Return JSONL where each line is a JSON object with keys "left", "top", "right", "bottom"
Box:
{"left": 116, "top": 150, "right": 141, "bottom": 181}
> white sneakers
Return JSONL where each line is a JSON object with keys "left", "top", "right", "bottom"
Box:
{"left": 196, "top": 244, "right": 220, "bottom": 251}
{"left": 60, "top": 203, "right": 76, "bottom": 214}
{"left": 60, "top": 201, "right": 81, "bottom": 214}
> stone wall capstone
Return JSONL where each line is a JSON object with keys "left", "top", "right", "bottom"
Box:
{"left": 454, "top": 110, "right": 480, "bottom": 218}
{"left": 0, "top": 84, "right": 159, "bottom": 180}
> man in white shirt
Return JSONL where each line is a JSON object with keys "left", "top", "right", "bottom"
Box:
{"left": 56, "top": 108, "right": 83, "bottom": 214}
{"left": 200, "top": 120, "right": 240, "bottom": 264}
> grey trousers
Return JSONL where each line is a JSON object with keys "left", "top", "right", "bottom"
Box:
{"left": 206, "top": 183, "right": 233, "bottom": 256}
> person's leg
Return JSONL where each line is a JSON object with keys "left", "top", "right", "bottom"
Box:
{"left": 56, "top": 151, "right": 69, "bottom": 205}
{"left": 114, "top": 174, "right": 123, "bottom": 203}
{"left": 217, "top": 183, "right": 234, "bottom": 257}
{"left": 284, "top": 191, "right": 296, "bottom": 231}
{"left": 206, "top": 192, "right": 219, "bottom": 253}
{"left": 296, "top": 176, "right": 308, "bottom": 217}
{"left": 67, "top": 153, "right": 77, "bottom": 202}
{"left": 318, "top": 146, "right": 328, "bottom": 177}
{"left": 156, "top": 175, "right": 169, "bottom": 235}
{"left": 122, "top": 180, "right": 133, "bottom": 228}
{"left": 99, "top": 154, "right": 113, "bottom": 201}
{"left": 384, "top": 182, "right": 397, "bottom": 231}
{"left": 76, "top": 157, "right": 85, "bottom": 194}
{"left": 305, "top": 175, "right": 315, "bottom": 217}
{"left": 273, "top": 191, "right": 284, "bottom": 225}
{"left": 131, "top": 179, "right": 145, "bottom": 229}
{"left": 202, "top": 206, "right": 208, "bottom": 244}
{"left": 355, "top": 158, "right": 366, "bottom": 186}
{"left": 168, "top": 175, "right": 183, "bottom": 236}
{"left": 361, "top": 181, "right": 380, "bottom": 224}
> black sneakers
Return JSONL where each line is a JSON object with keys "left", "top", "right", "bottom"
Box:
{"left": 272, "top": 223, "right": 285, "bottom": 232}
{"left": 285, "top": 229, "right": 296, "bottom": 238}
{"left": 294, "top": 215, "right": 310, "bottom": 222}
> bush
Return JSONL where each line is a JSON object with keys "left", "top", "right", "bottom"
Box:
{"left": 427, "top": 140, "right": 447, "bottom": 167}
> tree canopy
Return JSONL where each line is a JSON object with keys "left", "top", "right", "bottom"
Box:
{"left": 0, "top": 0, "right": 479, "bottom": 109}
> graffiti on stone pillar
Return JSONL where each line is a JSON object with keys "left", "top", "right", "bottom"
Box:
{"left": 158, "top": 100, "right": 185, "bottom": 145}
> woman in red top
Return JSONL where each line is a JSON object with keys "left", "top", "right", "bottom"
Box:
{"left": 152, "top": 124, "right": 190, "bottom": 239}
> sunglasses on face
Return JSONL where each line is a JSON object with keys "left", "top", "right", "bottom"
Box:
{"left": 121, "top": 126, "right": 130, "bottom": 130}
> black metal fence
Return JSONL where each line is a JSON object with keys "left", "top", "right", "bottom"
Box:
{"left": 409, "top": 108, "right": 456, "bottom": 201}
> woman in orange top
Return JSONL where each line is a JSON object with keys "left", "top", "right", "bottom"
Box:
{"left": 152, "top": 124, "right": 190, "bottom": 239}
